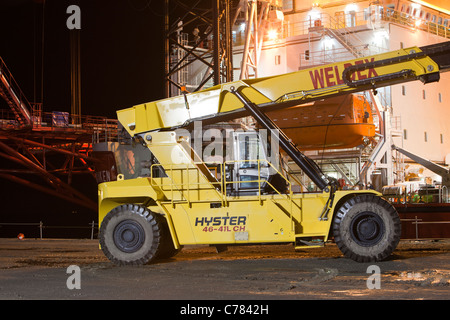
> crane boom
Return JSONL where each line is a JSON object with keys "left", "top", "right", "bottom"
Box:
{"left": 118, "top": 41, "right": 450, "bottom": 138}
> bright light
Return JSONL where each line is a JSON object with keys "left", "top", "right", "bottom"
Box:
{"left": 345, "top": 3, "right": 358, "bottom": 12}
{"left": 268, "top": 29, "right": 278, "bottom": 40}
{"left": 323, "top": 37, "right": 333, "bottom": 49}
{"left": 376, "top": 29, "right": 389, "bottom": 39}
{"left": 415, "top": 19, "right": 422, "bottom": 27}
{"left": 308, "top": 8, "right": 321, "bottom": 21}
{"left": 240, "top": 23, "right": 246, "bottom": 32}
{"left": 374, "top": 30, "right": 389, "bottom": 46}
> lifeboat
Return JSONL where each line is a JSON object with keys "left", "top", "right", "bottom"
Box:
{"left": 266, "top": 94, "right": 376, "bottom": 150}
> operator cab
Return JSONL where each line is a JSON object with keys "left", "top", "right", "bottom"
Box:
{"left": 228, "top": 131, "right": 268, "bottom": 195}
{"left": 225, "top": 131, "right": 287, "bottom": 196}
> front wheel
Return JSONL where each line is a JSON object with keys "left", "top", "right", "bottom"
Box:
{"left": 100, "top": 204, "right": 165, "bottom": 265}
{"left": 332, "top": 194, "right": 401, "bottom": 262}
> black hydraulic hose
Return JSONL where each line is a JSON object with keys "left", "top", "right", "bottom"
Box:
{"left": 342, "top": 41, "right": 450, "bottom": 88}
{"left": 419, "top": 41, "right": 450, "bottom": 72}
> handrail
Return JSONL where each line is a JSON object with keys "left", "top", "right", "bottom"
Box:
{"left": 383, "top": 8, "right": 450, "bottom": 39}
{"left": 0, "top": 56, "right": 32, "bottom": 126}
{"left": 150, "top": 162, "right": 224, "bottom": 208}
{"left": 0, "top": 221, "right": 98, "bottom": 239}
{"left": 150, "top": 159, "right": 298, "bottom": 199}
{"left": 261, "top": 8, "right": 450, "bottom": 44}
{"left": 439, "top": 185, "right": 448, "bottom": 203}
{"left": 149, "top": 158, "right": 305, "bottom": 231}
{"left": 0, "top": 107, "right": 119, "bottom": 143}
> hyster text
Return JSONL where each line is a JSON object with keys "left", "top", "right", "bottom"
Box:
{"left": 195, "top": 216, "right": 246, "bottom": 227}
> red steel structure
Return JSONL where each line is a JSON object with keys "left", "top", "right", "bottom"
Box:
{"left": 0, "top": 56, "right": 117, "bottom": 211}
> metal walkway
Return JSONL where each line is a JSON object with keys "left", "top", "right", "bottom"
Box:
{"left": 0, "top": 56, "right": 32, "bottom": 128}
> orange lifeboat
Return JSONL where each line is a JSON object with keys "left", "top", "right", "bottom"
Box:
{"left": 266, "top": 94, "right": 376, "bottom": 150}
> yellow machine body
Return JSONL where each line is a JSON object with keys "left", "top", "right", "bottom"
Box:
{"left": 97, "top": 42, "right": 449, "bottom": 262}
{"left": 97, "top": 130, "right": 378, "bottom": 249}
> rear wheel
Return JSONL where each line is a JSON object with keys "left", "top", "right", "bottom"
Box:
{"left": 100, "top": 204, "right": 164, "bottom": 265}
{"left": 332, "top": 194, "right": 401, "bottom": 262}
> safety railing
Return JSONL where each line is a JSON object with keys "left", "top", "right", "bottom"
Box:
{"left": 439, "top": 185, "right": 449, "bottom": 203}
{"left": 232, "top": 8, "right": 450, "bottom": 48}
{"left": 0, "top": 108, "right": 20, "bottom": 129}
{"left": 401, "top": 216, "right": 450, "bottom": 240}
{"left": 223, "top": 159, "right": 294, "bottom": 206}
{"left": 149, "top": 159, "right": 302, "bottom": 219}
{"left": 282, "top": 10, "right": 370, "bottom": 39}
{"left": 383, "top": 184, "right": 450, "bottom": 204}
{"left": 0, "top": 221, "right": 98, "bottom": 239}
{"left": 382, "top": 8, "right": 450, "bottom": 39}
{"left": 149, "top": 162, "right": 224, "bottom": 208}
{"left": 0, "top": 106, "right": 119, "bottom": 143}
{"left": 0, "top": 56, "right": 33, "bottom": 126}
{"left": 297, "top": 44, "right": 386, "bottom": 69}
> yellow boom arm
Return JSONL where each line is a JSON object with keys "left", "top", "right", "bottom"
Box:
{"left": 118, "top": 42, "right": 450, "bottom": 137}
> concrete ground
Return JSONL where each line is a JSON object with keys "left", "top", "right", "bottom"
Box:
{"left": 0, "top": 238, "right": 449, "bottom": 301}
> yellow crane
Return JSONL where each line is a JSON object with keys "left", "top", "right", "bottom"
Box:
{"left": 96, "top": 42, "right": 450, "bottom": 265}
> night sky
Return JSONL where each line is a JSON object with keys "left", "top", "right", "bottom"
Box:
{"left": 0, "top": 0, "right": 168, "bottom": 236}
{"left": 0, "top": 0, "right": 166, "bottom": 118}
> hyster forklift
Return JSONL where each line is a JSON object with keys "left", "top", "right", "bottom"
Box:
{"left": 96, "top": 42, "right": 450, "bottom": 265}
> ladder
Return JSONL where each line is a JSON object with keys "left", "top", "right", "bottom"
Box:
{"left": 0, "top": 57, "right": 32, "bottom": 127}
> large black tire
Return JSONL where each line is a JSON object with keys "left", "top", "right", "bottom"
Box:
{"left": 332, "top": 194, "right": 401, "bottom": 262}
{"left": 99, "top": 204, "right": 164, "bottom": 265}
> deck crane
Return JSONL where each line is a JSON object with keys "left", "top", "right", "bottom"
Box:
{"left": 97, "top": 41, "right": 450, "bottom": 265}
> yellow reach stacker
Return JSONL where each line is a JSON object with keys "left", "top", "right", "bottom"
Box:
{"left": 96, "top": 42, "right": 450, "bottom": 265}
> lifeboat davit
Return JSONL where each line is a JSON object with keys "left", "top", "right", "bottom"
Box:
{"left": 266, "top": 94, "right": 376, "bottom": 150}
